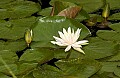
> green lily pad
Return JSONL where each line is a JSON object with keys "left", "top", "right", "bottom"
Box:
{"left": 97, "top": 23, "right": 120, "bottom": 43}
{"left": 108, "top": 52, "right": 120, "bottom": 61}
{"left": 51, "top": 1, "right": 77, "bottom": 16}
{"left": 31, "top": 41, "right": 57, "bottom": 49}
{"left": 50, "top": 0, "right": 103, "bottom": 13}
{"left": 53, "top": 49, "right": 84, "bottom": 59}
{"left": 38, "top": 7, "right": 52, "bottom": 16}
{"left": 55, "top": 58, "right": 101, "bottom": 78}
{"left": 108, "top": 13, "right": 120, "bottom": 20}
{"left": 0, "top": 50, "right": 18, "bottom": 65}
{"left": 109, "top": 23, "right": 120, "bottom": 33}
{"left": 97, "top": 30, "right": 120, "bottom": 41}
{"left": 0, "top": 1, "right": 40, "bottom": 19}
{"left": 106, "top": 0, "right": 120, "bottom": 10}
{"left": 31, "top": 41, "right": 84, "bottom": 59}
{"left": 15, "top": 63, "right": 37, "bottom": 76}
{"left": 0, "top": 63, "right": 17, "bottom": 76}
{"left": 21, "top": 72, "right": 34, "bottom": 78}
{"left": 0, "top": 17, "right": 37, "bottom": 40}
{"left": 0, "top": 40, "right": 26, "bottom": 52}
{"left": 33, "top": 64, "right": 63, "bottom": 78}
{"left": 0, "top": 0, "right": 14, "bottom": 5}
{"left": 75, "top": 9, "right": 90, "bottom": 22}
{"left": 98, "top": 62, "right": 120, "bottom": 77}
{"left": 19, "top": 48, "right": 54, "bottom": 64}
{"left": 33, "top": 16, "right": 90, "bottom": 42}
{"left": 83, "top": 37, "right": 119, "bottom": 59}
{"left": 0, "top": 73, "right": 12, "bottom": 78}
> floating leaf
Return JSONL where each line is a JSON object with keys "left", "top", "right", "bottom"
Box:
{"left": 106, "top": 0, "right": 120, "bottom": 10}
{"left": 33, "top": 64, "right": 63, "bottom": 78}
{"left": 97, "top": 23, "right": 120, "bottom": 42}
{"left": 98, "top": 62, "right": 120, "bottom": 77}
{"left": 0, "top": 17, "right": 37, "bottom": 40}
{"left": 31, "top": 41, "right": 57, "bottom": 49}
{"left": 0, "top": 40, "right": 26, "bottom": 52}
{"left": 0, "top": 64, "right": 17, "bottom": 76}
{"left": 108, "top": 52, "right": 120, "bottom": 61}
{"left": 50, "top": 0, "right": 103, "bottom": 13}
{"left": 38, "top": 7, "right": 52, "bottom": 16}
{"left": 108, "top": 13, "right": 120, "bottom": 20}
{"left": 57, "top": 6, "right": 82, "bottom": 18}
{"left": 83, "top": 37, "right": 119, "bottom": 59}
{"left": 50, "top": 1, "right": 77, "bottom": 16}
{"left": 109, "top": 23, "right": 120, "bottom": 32}
{"left": 0, "top": 73, "right": 12, "bottom": 78}
{"left": 33, "top": 16, "right": 90, "bottom": 42}
{"left": 55, "top": 58, "right": 101, "bottom": 78}
{"left": 97, "top": 30, "right": 120, "bottom": 41}
{"left": 0, "top": 50, "right": 18, "bottom": 65}
{"left": 21, "top": 72, "right": 34, "bottom": 78}
{"left": 0, "top": 0, "right": 14, "bottom": 5}
{"left": 75, "top": 9, "right": 90, "bottom": 22}
{"left": 0, "top": 1, "right": 40, "bottom": 19}
{"left": 15, "top": 63, "right": 37, "bottom": 76}
{"left": 19, "top": 48, "right": 54, "bottom": 64}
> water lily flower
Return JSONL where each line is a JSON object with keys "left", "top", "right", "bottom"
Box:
{"left": 51, "top": 27, "right": 89, "bottom": 54}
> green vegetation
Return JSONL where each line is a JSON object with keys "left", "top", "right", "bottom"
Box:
{"left": 0, "top": 0, "right": 120, "bottom": 78}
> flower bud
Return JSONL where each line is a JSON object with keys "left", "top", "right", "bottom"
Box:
{"left": 102, "top": 3, "right": 110, "bottom": 18}
{"left": 25, "top": 29, "right": 33, "bottom": 47}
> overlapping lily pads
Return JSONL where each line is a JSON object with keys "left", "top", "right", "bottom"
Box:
{"left": 0, "top": 1, "right": 40, "bottom": 19}
{"left": 0, "top": 0, "right": 120, "bottom": 77}
{"left": 33, "top": 16, "right": 90, "bottom": 42}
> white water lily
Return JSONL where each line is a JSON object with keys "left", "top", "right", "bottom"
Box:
{"left": 51, "top": 27, "right": 89, "bottom": 54}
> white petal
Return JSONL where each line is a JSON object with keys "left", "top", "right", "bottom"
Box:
{"left": 73, "top": 47, "right": 85, "bottom": 54}
{"left": 53, "top": 36, "right": 64, "bottom": 43}
{"left": 65, "top": 45, "right": 71, "bottom": 52}
{"left": 51, "top": 41, "right": 56, "bottom": 44}
{"left": 63, "top": 28, "right": 68, "bottom": 35}
{"left": 73, "top": 28, "right": 81, "bottom": 42}
{"left": 63, "top": 28, "right": 69, "bottom": 42}
{"left": 67, "top": 27, "right": 71, "bottom": 35}
{"left": 58, "top": 31, "right": 66, "bottom": 41}
{"left": 76, "top": 40, "right": 88, "bottom": 45}
{"left": 51, "top": 41, "right": 66, "bottom": 46}
{"left": 72, "top": 43, "right": 82, "bottom": 48}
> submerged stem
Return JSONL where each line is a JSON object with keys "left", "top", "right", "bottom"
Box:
{"left": 66, "top": 51, "right": 71, "bottom": 59}
{"left": 0, "top": 56, "right": 17, "bottom": 78}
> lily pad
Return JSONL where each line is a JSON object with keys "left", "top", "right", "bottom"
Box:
{"left": 0, "top": 0, "right": 14, "bottom": 5}
{"left": 106, "top": 0, "right": 120, "bottom": 10}
{"left": 15, "top": 63, "right": 37, "bottom": 76}
{"left": 0, "top": 17, "right": 37, "bottom": 40}
{"left": 0, "top": 40, "right": 26, "bottom": 52}
{"left": 83, "top": 37, "right": 119, "bottom": 59}
{"left": 33, "top": 64, "right": 63, "bottom": 78}
{"left": 50, "top": 0, "right": 103, "bottom": 13}
{"left": 0, "top": 1, "right": 40, "bottom": 19}
{"left": 97, "top": 23, "right": 120, "bottom": 43}
{"left": 38, "top": 7, "right": 52, "bottom": 16}
{"left": 55, "top": 58, "right": 101, "bottom": 78}
{"left": 0, "top": 73, "right": 12, "bottom": 78}
{"left": 0, "top": 50, "right": 18, "bottom": 65}
{"left": 108, "top": 52, "right": 120, "bottom": 61}
{"left": 109, "top": 23, "right": 120, "bottom": 33}
{"left": 98, "top": 62, "right": 120, "bottom": 77}
{"left": 33, "top": 16, "right": 90, "bottom": 42}
{"left": 19, "top": 48, "right": 54, "bottom": 64}
{"left": 108, "top": 13, "right": 120, "bottom": 20}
